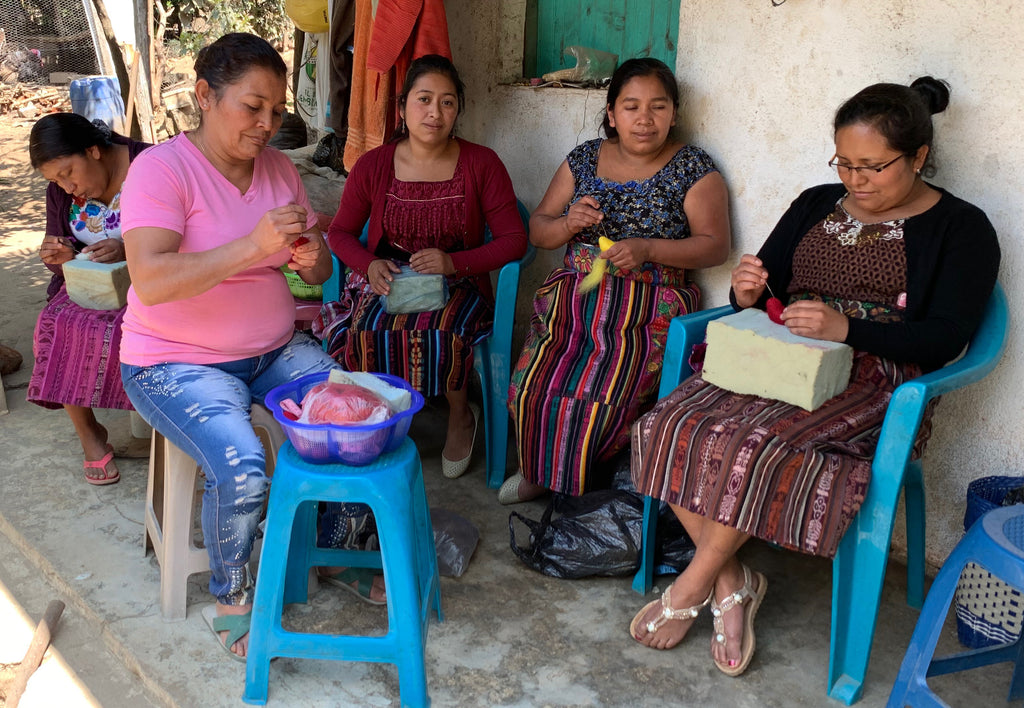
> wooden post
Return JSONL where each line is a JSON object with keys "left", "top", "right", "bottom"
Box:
{"left": 125, "top": 49, "right": 141, "bottom": 129}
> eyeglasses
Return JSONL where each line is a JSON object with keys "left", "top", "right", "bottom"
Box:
{"left": 828, "top": 154, "right": 908, "bottom": 175}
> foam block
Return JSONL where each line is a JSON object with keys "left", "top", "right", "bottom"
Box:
{"left": 701, "top": 308, "right": 853, "bottom": 411}
{"left": 62, "top": 258, "right": 131, "bottom": 310}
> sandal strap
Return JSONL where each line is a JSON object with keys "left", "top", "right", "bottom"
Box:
{"left": 212, "top": 611, "right": 252, "bottom": 649}
{"left": 645, "top": 585, "right": 714, "bottom": 634}
{"left": 711, "top": 565, "right": 755, "bottom": 646}
{"left": 83, "top": 450, "right": 115, "bottom": 470}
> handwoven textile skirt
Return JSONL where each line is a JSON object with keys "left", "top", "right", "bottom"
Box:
{"left": 28, "top": 285, "right": 133, "bottom": 411}
{"left": 320, "top": 278, "right": 492, "bottom": 397}
{"left": 631, "top": 352, "right": 928, "bottom": 558}
{"left": 509, "top": 267, "right": 699, "bottom": 496}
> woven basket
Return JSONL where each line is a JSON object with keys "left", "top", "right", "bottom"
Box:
{"left": 955, "top": 476, "right": 1024, "bottom": 648}
{"left": 282, "top": 268, "right": 323, "bottom": 300}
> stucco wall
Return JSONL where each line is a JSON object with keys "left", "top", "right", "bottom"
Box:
{"left": 445, "top": 0, "right": 1024, "bottom": 566}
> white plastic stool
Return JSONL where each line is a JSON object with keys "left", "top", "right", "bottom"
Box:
{"left": 142, "top": 404, "right": 285, "bottom": 621}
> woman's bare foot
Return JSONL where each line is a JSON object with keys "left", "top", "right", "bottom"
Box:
{"left": 710, "top": 563, "right": 766, "bottom": 671}
{"left": 66, "top": 405, "right": 110, "bottom": 461}
{"left": 630, "top": 576, "right": 713, "bottom": 650}
{"left": 215, "top": 602, "right": 252, "bottom": 659}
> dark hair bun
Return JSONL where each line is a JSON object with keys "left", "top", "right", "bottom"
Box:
{"left": 910, "top": 76, "right": 950, "bottom": 115}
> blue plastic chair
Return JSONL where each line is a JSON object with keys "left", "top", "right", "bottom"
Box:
{"left": 322, "top": 199, "right": 535, "bottom": 490}
{"left": 887, "top": 504, "right": 1024, "bottom": 707}
{"left": 632, "top": 283, "right": 1008, "bottom": 705}
{"left": 243, "top": 439, "right": 442, "bottom": 707}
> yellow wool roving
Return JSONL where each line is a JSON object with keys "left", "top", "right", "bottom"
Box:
{"left": 578, "top": 236, "right": 615, "bottom": 294}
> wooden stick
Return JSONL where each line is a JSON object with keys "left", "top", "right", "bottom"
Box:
{"left": 7, "top": 600, "right": 65, "bottom": 708}
{"left": 125, "top": 49, "right": 141, "bottom": 130}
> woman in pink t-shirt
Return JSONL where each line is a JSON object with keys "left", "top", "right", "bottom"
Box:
{"left": 119, "top": 34, "right": 367, "bottom": 662}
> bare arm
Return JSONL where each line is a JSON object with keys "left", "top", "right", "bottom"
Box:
{"left": 528, "top": 160, "right": 604, "bottom": 249}
{"left": 126, "top": 204, "right": 310, "bottom": 305}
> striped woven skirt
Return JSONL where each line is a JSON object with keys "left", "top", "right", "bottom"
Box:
{"left": 630, "top": 352, "right": 928, "bottom": 558}
{"left": 27, "top": 285, "right": 133, "bottom": 411}
{"left": 322, "top": 278, "right": 492, "bottom": 397}
{"left": 509, "top": 264, "right": 699, "bottom": 496}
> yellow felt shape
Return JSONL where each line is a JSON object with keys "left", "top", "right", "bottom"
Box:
{"left": 578, "top": 236, "right": 615, "bottom": 294}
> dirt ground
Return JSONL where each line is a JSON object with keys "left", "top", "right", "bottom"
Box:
{"left": 0, "top": 114, "right": 50, "bottom": 374}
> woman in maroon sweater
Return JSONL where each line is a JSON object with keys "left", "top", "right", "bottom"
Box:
{"left": 324, "top": 55, "right": 526, "bottom": 478}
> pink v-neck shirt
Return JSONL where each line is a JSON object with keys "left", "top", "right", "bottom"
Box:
{"left": 119, "top": 133, "right": 316, "bottom": 366}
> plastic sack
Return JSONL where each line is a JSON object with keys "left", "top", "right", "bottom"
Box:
{"left": 381, "top": 266, "right": 449, "bottom": 314}
{"left": 508, "top": 490, "right": 643, "bottom": 579}
{"left": 541, "top": 46, "right": 619, "bottom": 85}
{"left": 285, "top": 0, "right": 329, "bottom": 33}
{"left": 431, "top": 508, "right": 479, "bottom": 578}
{"left": 299, "top": 378, "right": 390, "bottom": 425}
{"left": 295, "top": 32, "right": 330, "bottom": 131}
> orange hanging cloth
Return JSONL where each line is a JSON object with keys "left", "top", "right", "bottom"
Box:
{"left": 343, "top": 0, "right": 391, "bottom": 172}
{"left": 344, "top": 0, "right": 452, "bottom": 172}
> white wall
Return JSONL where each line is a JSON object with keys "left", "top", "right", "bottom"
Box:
{"left": 445, "top": 0, "right": 1024, "bottom": 566}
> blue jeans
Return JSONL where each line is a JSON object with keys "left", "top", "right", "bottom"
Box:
{"left": 122, "top": 332, "right": 372, "bottom": 605}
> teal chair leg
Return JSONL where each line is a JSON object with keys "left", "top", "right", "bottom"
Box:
{"left": 828, "top": 463, "right": 905, "bottom": 705}
{"left": 632, "top": 495, "right": 658, "bottom": 594}
{"left": 904, "top": 460, "right": 926, "bottom": 608}
{"left": 477, "top": 257, "right": 519, "bottom": 489}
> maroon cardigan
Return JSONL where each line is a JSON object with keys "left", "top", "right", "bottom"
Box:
{"left": 43, "top": 134, "right": 151, "bottom": 300}
{"left": 326, "top": 138, "right": 527, "bottom": 299}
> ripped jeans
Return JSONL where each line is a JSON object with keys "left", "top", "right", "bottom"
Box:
{"left": 121, "top": 332, "right": 373, "bottom": 606}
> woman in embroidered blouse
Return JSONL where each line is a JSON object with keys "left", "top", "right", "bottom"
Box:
{"left": 503, "top": 57, "right": 731, "bottom": 504}
{"left": 628, "top": 77, "right": 999, "bottom": 677}
{"left": 323, "top": 54, "right": 527, "bottom": 479}
{"left": 28, "top": 112, "right": 150, "bottom": 485}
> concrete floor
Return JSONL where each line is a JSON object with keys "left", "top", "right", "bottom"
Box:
{"left": 0, "top": 133, "right": 1017, "bottom": 708}
{"left": 3, "top": 356, "right": 1021, "bottom": 708}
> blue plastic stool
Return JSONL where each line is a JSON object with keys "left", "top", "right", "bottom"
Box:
{"left": 888, "top": 504, "right": 1024, "bottom": 707}
{"left": 243, "top": 438, "right": 443, "bottom": 707}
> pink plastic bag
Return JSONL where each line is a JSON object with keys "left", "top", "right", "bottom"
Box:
{"left": 299, "top": 382, "right": 390, "bottom": 425}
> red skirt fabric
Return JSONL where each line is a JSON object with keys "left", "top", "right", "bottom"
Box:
{"left": 631, "top": 352, "right": 927, "bottom": 558}
{"left": 28, "top": 285, "right": 133, "bottom": 411}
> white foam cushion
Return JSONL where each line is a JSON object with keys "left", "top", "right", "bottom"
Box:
{"left": 62, "top": 259, "right": 131, "bottom": 310}
{"left": 701, "top": 308, "right": 853, "bottom": 412}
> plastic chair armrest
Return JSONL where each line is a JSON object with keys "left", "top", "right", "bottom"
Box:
{"left": 658, "top": 305, "right": 733, "bottom": 398}
{"left": 324, "top": 253, "right": 343, "bottom": 304}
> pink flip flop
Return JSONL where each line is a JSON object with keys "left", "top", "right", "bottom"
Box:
{"left": 83, "top": 446, "right": 120, "bottom": 486}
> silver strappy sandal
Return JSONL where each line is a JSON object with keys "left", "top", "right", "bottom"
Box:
{"left": 710, "top": 564, "right": 768, "bottom": 676}
{"left": 629, "top": 584, "right": 714, "bottom": 647}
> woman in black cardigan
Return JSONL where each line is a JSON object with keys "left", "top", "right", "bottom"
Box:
{"left": 627, "top": 76, "right": 1000, "bottom": 677}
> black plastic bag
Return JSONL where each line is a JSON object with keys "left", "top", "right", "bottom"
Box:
{"left": 310, "top": 131, "right": 347, "bottom": 174}
{"left": 508, "top": 490, "right": 644, "bottom": 579}
{"left": 268, "top": 110, "right": 309, "bottom": 150}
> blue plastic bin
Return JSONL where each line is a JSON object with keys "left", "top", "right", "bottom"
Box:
{"left": 70, "top": 76, "right": 126, "bottom": 133}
